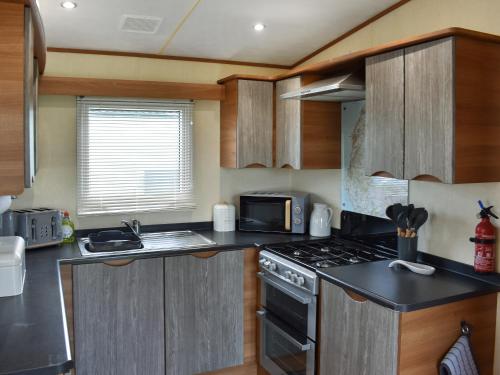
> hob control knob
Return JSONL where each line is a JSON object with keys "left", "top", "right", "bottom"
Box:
{"left": 264, "top": 261, "right": 271, "bottom": 268}
{"left": 259, "top": 258, "right": 267, "bottom": 265}
{"left": 269, "top": 262, "right": 277, "bottom": 271}
{"left": 296, "top": 277, "right": 305, "bottom": 286}
{"left": 285, "top": 271, "right": 292, "bottom": 279}
{"left": 294, "top": 218, "right": 302, "bottom": 225}
{"left": 290, "top": 273, "right": 298, "bottom": 282}
{"left": 294, "top": 206, "right": 302, "bottom": 214}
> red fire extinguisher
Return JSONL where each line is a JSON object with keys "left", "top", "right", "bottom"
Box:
{"left": 469, "top": 200, "right": 498, "bottom": 273}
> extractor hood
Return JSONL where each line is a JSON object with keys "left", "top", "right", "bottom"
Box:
{"left": 280, "top": 73, "right": 365, "bottom": 102}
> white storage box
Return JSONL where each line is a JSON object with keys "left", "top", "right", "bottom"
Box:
{"left": 0, "top": 236, "right": 26, "bottom": 297}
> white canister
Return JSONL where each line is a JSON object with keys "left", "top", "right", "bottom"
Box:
{"left": 213, "top": 203, "right": 236, "bottom": 232}
{"left": 309, "top": 203, "right": 333, "bottom": 237}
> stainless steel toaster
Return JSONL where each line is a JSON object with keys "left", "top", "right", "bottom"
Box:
{"left": 0, "top": 209, "right": 63, "bottom": 249}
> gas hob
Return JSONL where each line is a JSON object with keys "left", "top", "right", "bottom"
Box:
{"left": 264, "top": 238, "right": 397, "bottom": 271}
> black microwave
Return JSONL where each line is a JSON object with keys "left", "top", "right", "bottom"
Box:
{"left": 239, "top": 192, "right": 310, "bottom": 234}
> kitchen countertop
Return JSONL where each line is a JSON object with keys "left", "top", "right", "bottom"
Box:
{"left": 0, "top": 227, "right": 498, "bottom": 374}
{"left": 317, "top": 259, "right": 499, "bottom": 312}
{"left": 0, "top": 229, "right": 314, "bottom": 375}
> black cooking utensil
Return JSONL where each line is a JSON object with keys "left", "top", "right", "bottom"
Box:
{"left": 410, "top": 208, "right": 428, "bottom": 233}
{"left": 386, "top": 203, "right": 403, "bottom": 223}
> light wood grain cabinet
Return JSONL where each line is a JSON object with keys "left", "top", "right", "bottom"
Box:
{"left": 164, "top": 251, "right": 245, "bottom": 375}
{"left": 365, "top": 36, "right": 500, "bottom": 183}
{"left": 275, "top": 77, "right": 341, "bottom": 169}
{"left": 319, "top": 281, "right": 497, "bottom": 375}
{"left": 220, "top": 79, "right": 273, "bottom": 168}
{"left": 365, "top": 50, "right": 405, "bottom": 179}
{"left": 73, "top": 259, "right": 165, "bottom": 375}
{"left": 320, "top": 282, "right": 399, "bottom": 375}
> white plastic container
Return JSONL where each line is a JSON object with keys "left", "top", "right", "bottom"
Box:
{"left": 0, "top": 236, "right": 26, "bottom": 297}
{"left": 213, "top": 203, "right": 236, "bottom": 232}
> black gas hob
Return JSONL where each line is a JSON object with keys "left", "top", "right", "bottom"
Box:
{"left": 264, "top": 210, "right": 399, "bottom": 271}
{"left": 265, "top": 238, "right": 396, "bottom": 270}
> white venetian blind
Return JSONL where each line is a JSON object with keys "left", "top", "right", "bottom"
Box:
{"left": 77, "top": 97, "right": 195, "bottom": 216}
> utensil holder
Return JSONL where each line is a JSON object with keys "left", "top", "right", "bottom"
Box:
{"left": 398, "top": 236, "right": 418, "bottom": 262}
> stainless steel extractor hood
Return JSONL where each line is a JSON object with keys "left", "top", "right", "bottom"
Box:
{"left": 280, "top": 73, "right": 365, "bottom": 102}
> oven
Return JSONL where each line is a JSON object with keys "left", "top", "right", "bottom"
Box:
{"left": 257, "top": 251, "right": 317, "bottom": 375}
{"left": 239, "top": 192, "right": 310, "bottom": 234}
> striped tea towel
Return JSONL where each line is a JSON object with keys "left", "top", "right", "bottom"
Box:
{"left": 439, "top": 335, "right": 479, "bottom": 375}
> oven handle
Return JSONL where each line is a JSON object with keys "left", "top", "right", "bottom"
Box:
{"left": 257, "top": 272, "right": 312, "bottom": 304}
{"left": 257, "top": 310, "right": 311, "bottom": 352}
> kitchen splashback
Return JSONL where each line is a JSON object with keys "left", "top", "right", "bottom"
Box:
{"left": 341, "top": 101, "right": 408, "bottom": 218}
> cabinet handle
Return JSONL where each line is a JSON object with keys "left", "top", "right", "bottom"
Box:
{"left": 371, "top": 171, "right": 395, "bottom": 178}
{"left": 412, "top": 174, "right": 442, "bottom": 182}
{"left": 190, "top": 251, "right": 219, "bottom": 259}
{"left": 103, "top": 258, "right": 135, "bottom": 267}
{"left": 343, "top": 288, "right": 367, "bottom": 303}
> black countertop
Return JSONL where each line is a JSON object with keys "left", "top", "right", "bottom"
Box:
{"left": 0, "top": 229, "right": 314, "bottom": 375}
{"left": 0, "top": 226, "right": 498, "bottom": 374}
{"left": 317, "top": 259, "right": 499, "bottom": 312}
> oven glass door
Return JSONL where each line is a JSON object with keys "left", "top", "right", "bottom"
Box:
{"left": 240, "top": 197, "right": 291, "bottom": 232}
{"left": 259, "top": 271, "right": 316, "bottom": 340}
{"left": 258, "top": 309, "right": 315, "bottom": 375}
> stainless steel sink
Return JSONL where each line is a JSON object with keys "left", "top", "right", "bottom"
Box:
{"left": 78, "top": 230, "right": 216, "bottom": 257}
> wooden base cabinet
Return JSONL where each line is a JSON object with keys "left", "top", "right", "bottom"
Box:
{"left": 319, "top": 282, "right": 497, "bottom": 375}
{"left": 164, "top": 251, "right": 245, "bottom": 375}
{"left": 365, "top": 36, "right": 500, "bottom": 183}
{"left": 275, "top": 77, "right": 341, "bottom": 169}
{"left": 73, "top": 259, "right": 165, "bottom": 375}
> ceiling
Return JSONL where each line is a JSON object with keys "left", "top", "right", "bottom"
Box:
{"left": 39, "top": 0, "right": 401, "bottom": 66}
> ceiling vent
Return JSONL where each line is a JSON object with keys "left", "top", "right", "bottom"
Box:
{"left": 119, "top": 15, "right": 163, "bottom": 34}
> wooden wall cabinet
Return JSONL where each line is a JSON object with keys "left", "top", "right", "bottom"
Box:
{"left": 319, "top": 282, "right": 497, "bottom": 375}
{"left": 164, "top": 250, "right": 245, "bottom": 375}
{"left": 73, "top": 258, "right": 165, "bottom": 375}
{"left": 365, "top": 50, "right": 405, "bottom": 179}
{"left": 0, "top": 3, "right": 39, "bottom": 195}
{"left": 365, "top": 36, "right": 500, "bottom": 183}
{"left": 220, "top": 79, "right": 273, "bottom": 168}
{"left": 275, "top": 77, "right": 341, "bottom": 169}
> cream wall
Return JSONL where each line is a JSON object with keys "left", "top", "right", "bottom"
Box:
{"left": 12, "top": 52, "right": 286, "bottom": 228}
{"left": 301, "top": 0, "right": 500, "bottom": 65}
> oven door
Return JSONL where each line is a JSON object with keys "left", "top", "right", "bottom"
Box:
{"left": 257, "top": 309, "right": 315, "bottom": 375}
{"left": 258, "top": 271, "right": 316, "bottom": 340}
{"left": 239, "top": 196, "right": 292, "bottom": 233}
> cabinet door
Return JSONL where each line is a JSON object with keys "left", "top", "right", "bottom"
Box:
{"left": 164, "top": 251, "right": 244, "bottom": 375}
{"left": 73, "top": 259, "right": 165, "bottom": 375}
{"left": 276, "top": 77, "right": 301, "bottom": 169}
{"left": 319, "top": 281, "right": 399, "bottom": 375}
{"left": 365, "top": 49, "right": 405, "bottom": 179}
{"left": 404, "top": 37, "right": 454, "bottom": 183}
{"left": 237, "top": 80, "right": 273, "bottom": 168}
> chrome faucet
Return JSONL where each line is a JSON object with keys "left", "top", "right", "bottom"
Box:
{"left": 121, "top": 219, "right": 141, "bottom": 237}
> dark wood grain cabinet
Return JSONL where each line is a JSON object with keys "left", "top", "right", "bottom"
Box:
{"left": 319, "top": 281, "right": 497, "bottom": 375}
{"left": 275, "top": 76, "right": 341, "bottom": 169}
{"left": 164, "top": 251, "right": 245, "bottom": 375}
{"left": 365, "top": 36, "right": 500, "bottom": 183}
{"left": 73, "top": 258, "right": 165, "bottom": 375}
{"left": 365, "top": 50, "right": 405, "bottom": 179}
{"left": 220, "top": 79, "right": 273, "bottom": 168}
{"left": 320, "top": 282, "right": 399, "bottom": 375}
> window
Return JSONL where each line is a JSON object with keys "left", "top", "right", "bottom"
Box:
{"left": 77, "top": 97, "right": 195, "bottom": 215}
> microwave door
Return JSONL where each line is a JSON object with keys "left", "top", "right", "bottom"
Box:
{"left": 240, "top": 197, "right": 291, "bottom": 232}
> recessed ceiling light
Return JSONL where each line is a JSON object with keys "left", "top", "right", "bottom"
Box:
{"left": 60, "top": 1, "right": 77, "bottom": 9}
{"left": 253, "top": 23, "right": 265, "bottom": 32}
